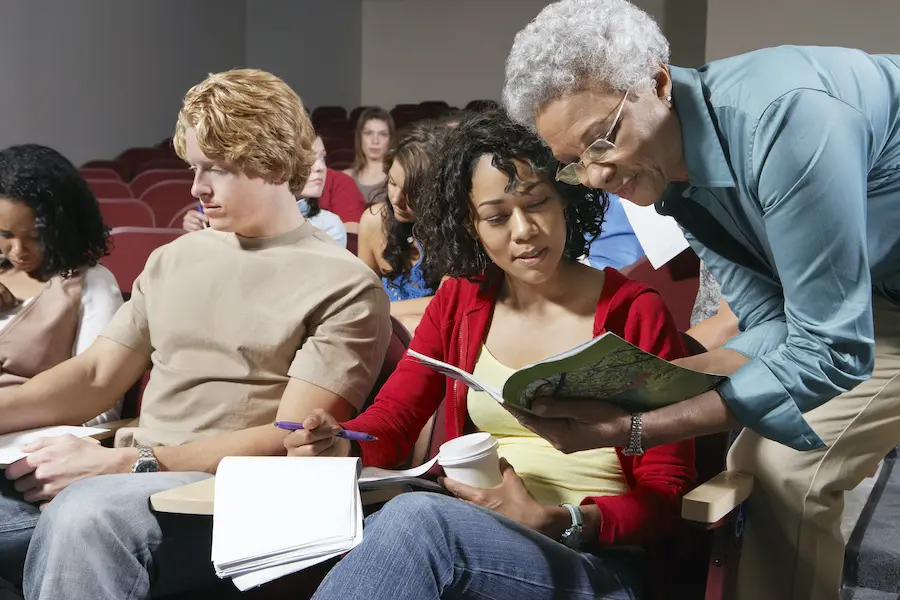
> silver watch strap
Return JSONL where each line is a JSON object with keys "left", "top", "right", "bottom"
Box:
{"left": 560, "top": 503, "right": 583, "bottom": 529}
{"left": 623, "top": 412, "right": 644, "bottom": 456}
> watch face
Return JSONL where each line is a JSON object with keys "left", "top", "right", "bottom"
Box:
{"left": 133, "top": 459, "right": 159, "bottom": 473}
{"left": 561, "top": 530, "right": 584, "bottom": 549}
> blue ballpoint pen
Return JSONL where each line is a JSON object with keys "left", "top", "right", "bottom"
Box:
{"left": 274, "top": 421, "right": 378, "bottom": 442}
{"left": 197, "top": 202, "right": 208, "bottom": 228}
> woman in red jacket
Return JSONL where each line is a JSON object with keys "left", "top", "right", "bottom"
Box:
{"left": 287, "top": 111, "right": 696, "bottom": 600}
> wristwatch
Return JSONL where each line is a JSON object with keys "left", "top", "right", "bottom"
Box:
{"left": 558, "top": 503, "right": 584, "bottom": 549}
{"left": 622, "top": 413, "right": 645, "bottom": 456}
{"left": 131, "top": 445, "right": 160, "bottom": 473}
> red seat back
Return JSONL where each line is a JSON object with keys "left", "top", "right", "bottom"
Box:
{"left": 87, "top": 179, "right": 133, "bottom": 199}
{"left": 346, "top": 232, "right": 358, "bottom": 255}
{"left": 621, "top": 249, "right": 700, "bottom": 332}
{"left": 98, "top": 199, "right": 155, "bottom": 229}
{"left": 116, "top": 147, "right": 170, "bottom": 180}
{"left": 362, "top": 316, "right": 412, "bottom": 411}
{"left": 168, "top": 202, "right": 198, "bottom": 229}
{"left": 139, "top": 181, "right": 195, "bottom": 228}
{"left": 101, "top": 227, "right": 183, "bottom": 292}
{"left": 80, "top": 168, "right": 121, "bottom": 181}
{"left": 82, "top": 160, "right": 129, "bottom": 181}
{"left": 327, "top": 149, "right": 354, "bottom": 171}
{"left": 138, "top": 158, "right": 188, "bottom": 174}
{"left": 130, "top": 169, "right": 193, "bottom": 199}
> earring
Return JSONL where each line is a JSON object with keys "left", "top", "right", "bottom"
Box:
{"left": 666, "top": 95, "right": 672, "bottom": 106}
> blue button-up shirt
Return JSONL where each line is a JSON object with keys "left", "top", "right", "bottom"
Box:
{"left": 666, "top": 46, "right": 900, "bottom": 451}
{"left": 586, "top": 194, "right": 645, "bottom": 270}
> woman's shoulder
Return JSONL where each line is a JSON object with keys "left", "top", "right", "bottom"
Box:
{"left": 359, "top": 202, "right": 387, "bottom": 228}
{"left": 82, "top": 264, "right": 121, "bottom": 294}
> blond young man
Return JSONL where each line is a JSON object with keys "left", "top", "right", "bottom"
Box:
{"left": 0, "top": 69, "right": 391, "bottom": 599}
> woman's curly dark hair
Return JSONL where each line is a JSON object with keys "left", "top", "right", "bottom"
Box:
{"left": 380, "top": 121, "right": 447, "bottom": 291}
{"left": 0, "top": 144, "right": 111, "bottom": 279}
{"left": 417, "top": 110, "right": 608, "bottom": 283}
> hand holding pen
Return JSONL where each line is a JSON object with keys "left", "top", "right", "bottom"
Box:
{"left": 280, "top": 409, "right": 376, "bottom": 458}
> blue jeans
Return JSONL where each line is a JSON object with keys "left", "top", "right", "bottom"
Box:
{"left": 0, "top": 471, "right": 216, "bottom": 599}
{"left": 313, "top": 492, "right": 643, "bottom": 600}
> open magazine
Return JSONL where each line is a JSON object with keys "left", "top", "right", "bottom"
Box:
{"left": 407, "top": 332, "right": 726, "bottom": 413}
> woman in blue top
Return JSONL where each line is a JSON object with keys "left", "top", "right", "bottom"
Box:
{"left": 357, "top": 122, "right": 445, "bottom": 331}
{"left": 502, "top": 1, "right": 900, "bottom": 599}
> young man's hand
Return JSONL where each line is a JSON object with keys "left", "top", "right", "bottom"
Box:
{"left": 4, "top": 435, "right": 137, "bottom": 507}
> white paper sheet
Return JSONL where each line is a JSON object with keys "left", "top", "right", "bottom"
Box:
{"left": 0, "top": 425, "right": 109, "bottom": 467}
{"left": 211, "top": 456, "right": 363, "bottom": 589}
{"left": 620, "top": 200, "right": 690, "bottom": 269}
{"left": 358, "top": 456, "right": 439, "bottom": 484}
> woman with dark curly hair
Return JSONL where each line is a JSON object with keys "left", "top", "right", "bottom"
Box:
{"left": 357, "top": 122, "right": 444, "bottom": 330}
{"left": 0, "top": 144, "right": 123, "bottom": 425}
{"left": 286, "top": 112, "right": 696, "bottom": 600}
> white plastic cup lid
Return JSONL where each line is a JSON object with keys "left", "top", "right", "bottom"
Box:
{"left": 438, "top": 432, "right": 498, "bottom": 463}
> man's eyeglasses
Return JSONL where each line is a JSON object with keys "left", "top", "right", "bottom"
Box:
{"left": 556, "top": 90, "right": 628, "bottom": 186}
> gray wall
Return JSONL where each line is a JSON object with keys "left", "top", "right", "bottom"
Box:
{"left": 245, "top": 0, "right": 362, "bottom": 112}
{"left": 0, "top": 0, "right": 245, "bottom": 166}
{"left": 706, "top": 0, "right": 900, "bottom": 61}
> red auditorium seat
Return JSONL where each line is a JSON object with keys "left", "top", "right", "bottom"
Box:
{"left": 321, "top": 135, "right": 353, "bottom": 152}
{"left": 130, "top": 169, "right": 193, "bottom": 198}
{"left": 82, "top": 160, "right": 129, "bottom": 181}
{"left": 134, "top": 158, "right": 188, "bottom": 175}
{"left": 80, "top": 168, "right": 121, "bottom": 181}
{"left": 327, "top": 148, "right": 355, "bottom": 171}
{"left": 311, "top": 106, "right": 347, "bottom": 121}
{"left": 349, "top": 106, "right": 370, "bottom": 125}
{"left": 101, "top": 227, "right": 183, "bottom": 292}
{"left": 620, "top": 248, "right": 700, "bottom": 333}
{"left": 139, "top": 180, "right": 195, "bottom": 229}
{"left": 116, "top": 147, "right": 170, "bottom": 180}
{"left": 98, "top": 199, "right": 155, "bottom": 229}
{"left": 87, "top": 179, "right": 133, "bottom": 199}
{"left": 167, "top": 202, "right": 197, "bottom": 229}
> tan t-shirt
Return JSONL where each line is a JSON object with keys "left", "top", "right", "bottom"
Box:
{"left": 101, "top": 221, "right": 391, "bottom": 447}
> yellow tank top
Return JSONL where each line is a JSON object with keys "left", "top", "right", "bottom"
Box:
{"left": 466, "top": 344, "right": 629, "bottom": 506}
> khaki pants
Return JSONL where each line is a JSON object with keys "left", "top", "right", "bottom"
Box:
{"left": 728, "top": 295, "right": 900, "bottom": 600}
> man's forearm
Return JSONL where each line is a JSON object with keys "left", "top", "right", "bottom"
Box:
{"left": 642, "top": 389, "right": 742, "bottom": 447}
{"left": 153, "top": 424, "right": 289, "bottom": 473}
{"left": 0, "top": 356, "right": 121, "bottom": 434}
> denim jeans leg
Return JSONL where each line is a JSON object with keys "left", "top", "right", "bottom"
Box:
{"left": 313, "top": 492, "right": 641, "bottom": 600}
{"left": 23, "top": 471, "right": 217, "bottom": 600}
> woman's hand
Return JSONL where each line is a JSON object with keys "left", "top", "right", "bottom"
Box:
{"left": 283, "top": 409, "right": 352, "bottom": 457}
{"left": 504, "top": 400, "right": 631, "bottom": 454}
{"left": 182, "top": 210, "right": 208, "bottom": 232}
{"left": 440, "top": 458, "right": 551, "bottom": 532}
{"left": 0, "top": 282, "right": 21, "bottom": 313}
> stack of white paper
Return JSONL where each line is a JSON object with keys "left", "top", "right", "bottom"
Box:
{"left": 211, "top": 456, "right": 363, "bottom": 591}
{"left": 0, "top": 425, "right": 110, "bottom": 467}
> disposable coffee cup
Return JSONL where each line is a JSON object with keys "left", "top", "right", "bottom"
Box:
{"left": 438, "top": 432, "right": 502, "bottom": 488}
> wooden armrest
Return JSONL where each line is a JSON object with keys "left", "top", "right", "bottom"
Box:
{"left": 682, "top": 471, "right": 754, "bottom": 524}
{"left": 90, "top": 418, "right": 135, "bottom": 442}
{"left": 151, "top": 478, "right": 215, "bottom": 515}
{"left": 150, "top": 477, "right": 405, "bottom": 517}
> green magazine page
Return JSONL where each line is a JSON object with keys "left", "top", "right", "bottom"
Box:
{"left": 501, "top": 332, "right": 726, "bottom": 413}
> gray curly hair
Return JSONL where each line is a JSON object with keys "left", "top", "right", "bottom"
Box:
{"left": 503, "top": 0, "right": 669, "bottom": 128}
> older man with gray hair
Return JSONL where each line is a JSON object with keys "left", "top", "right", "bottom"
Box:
{"left": 502, "top": 1, "right": 900, "bottom": 599}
